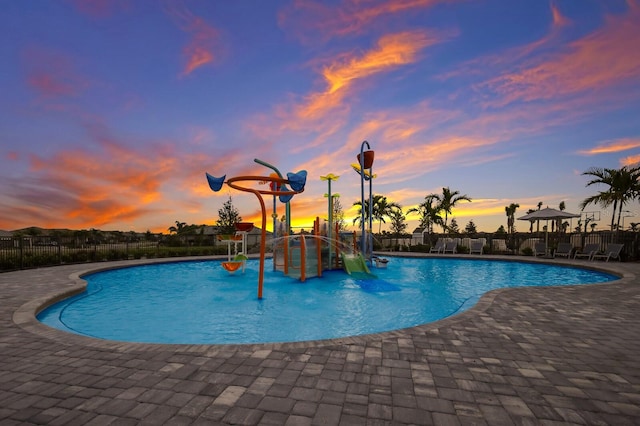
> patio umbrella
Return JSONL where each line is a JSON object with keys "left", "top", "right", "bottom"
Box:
{"left": 517, "top": 207, "right": 581, "bottom": 253}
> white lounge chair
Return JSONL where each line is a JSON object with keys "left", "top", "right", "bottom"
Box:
{"left": 574, "top": 243, "right": 600, "bottom": 261}
{"left": 534, "top": 242, "right": 547, "bottom": 257}
{"left": 443, "top": 241, "right": 457, "bottom": 254}
{"left": 430, "top": 240, "right": 445, "bottom": 254}
{"left": 492, "top": 239, "right": 508, "bottom": 253}
{"left": 469, "top": 240, "right": 484, "bottom": 255}
{"left": 592, "top": 243, "right": 623, "bottom": 262}
{"left": 553, "top": 243, "right": 573, "bottom": 258}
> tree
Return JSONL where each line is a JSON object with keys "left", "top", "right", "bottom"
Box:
{"left": 353, "top": 194, "right": 401, "bottom": 233}
{"left": 535, "top": 201, "right": 543, "bottom": 232}
{"left": 553, "top": 201, "right": 566, "bottom": 232}
{"left": 168, "top": 221, "right": 187, "bottom": 234}
{"left": 464, "top": 219, "right": 477, "bottom": 234}
{"left": 373, "top": 195, "right": 402, "bottom": 234}
{"left": 449, "top": 218, "right": 460, "bottom": 234}
{"left": 525, "top": 208, "right": 536, "bottom": 232}
{"left": 217, "top": 196, "right": 242, "bottom": 234}
{"left": 332, "top": 197, "right": 346, "bottom": 233}
{"left": 435, "top": 187, "right": 471, "bottom": 232}
{"left": 352, "top": 199, "right": 373, "bottom": 227}
{"left": 389, "top": 209, "right": 408, "bottom": 246}
{"left": 505, "top": 203, "right": 519, "bottom": 234}
{"left": 580, "top": 166, "right": 640, "bottom": 231}
{"left": 407, "top": 194, "right": 443, "bottom": 233}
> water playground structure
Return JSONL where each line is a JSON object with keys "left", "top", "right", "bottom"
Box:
{"left": 206, "top": 144, "right": 380, "bottom": 299}
{"left": 218, "top": 222, "right": 252, "bottom": 273}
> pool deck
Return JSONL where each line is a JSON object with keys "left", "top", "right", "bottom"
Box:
{"left": 2, "top": 254, "right": 640, "bottom": 425}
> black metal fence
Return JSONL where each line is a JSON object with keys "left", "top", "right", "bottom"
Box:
{"left": 0, "top": 234, "right": 258, "bottom": 272}
{"left": 2, "top": 230, "right": 638, "bottom": 272}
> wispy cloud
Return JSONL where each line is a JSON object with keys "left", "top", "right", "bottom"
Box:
{"left": 164, "top": 2, "right": 221, "bottom": 77}
{"left": 22, "top": 47, "right": 88, "bottom": 101}
{"left": 279, "top": 0, "right": 453, "bottom": 43}
{"left": 578, "top": 138, "right": 640, "bottom": 155}
{"left": 478, "top": 2, "right": 640, "bottom": 107}
{"left": 298, "top": 30, "right": 437, "bottom": 119}
{"left": 250, "top": 30, "right": 442, "bottom": 151}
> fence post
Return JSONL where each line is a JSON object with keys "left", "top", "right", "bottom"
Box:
{"left": 19, "top": 237, "right": 24, "bottom": 269}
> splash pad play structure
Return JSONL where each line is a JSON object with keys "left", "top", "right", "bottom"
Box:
{"left": 218, "top": 222, "right": 253, "bottom": 274}
{"left": 206, "top": 150, "right": 377, "bottom": 299}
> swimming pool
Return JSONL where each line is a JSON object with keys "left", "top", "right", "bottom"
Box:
{"left": 37, "top": 257, "right": 617, "bottom": 344}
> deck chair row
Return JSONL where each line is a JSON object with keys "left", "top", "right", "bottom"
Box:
{"left": 549, "top": 242, "right": 623, "bottom": 262}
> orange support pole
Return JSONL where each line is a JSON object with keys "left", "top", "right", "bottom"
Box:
{"left": 226, "top": 175, "right": 302, "bottom": 299}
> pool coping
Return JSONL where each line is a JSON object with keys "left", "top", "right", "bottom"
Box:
{"left": 12, "top": 253, "right": 631, "bottom": 353}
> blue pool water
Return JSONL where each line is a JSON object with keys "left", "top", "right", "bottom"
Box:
{"left": 37, "top": 257, "right": 617, "bottom": 344}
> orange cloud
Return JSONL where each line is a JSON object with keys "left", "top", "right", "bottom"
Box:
{"left": 0, "top": 115, "right": 248, "bottom": 231}
{"left": 165, "top": 2, "right": 220, "bottom": 76}
{"left": 578, "top": 138, "right": 640, "bottom": 155}
{"left": 480, "top": 3, "right": 640, "bottom": 107}
{"left": 621, "top": 154, "right": 640, "bottom": 166}
{"left": 279, "top": 0, "right": 452, "bottom": 43}
{"left": 325, "top": 31, "right": 436, "bottom": 93}
{"left": 294, "top": 30, "right": 438, "bottom": 121}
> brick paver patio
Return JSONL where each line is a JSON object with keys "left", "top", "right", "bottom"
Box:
{"left": 2, "top": 255, "right": 639, "bottom": 425}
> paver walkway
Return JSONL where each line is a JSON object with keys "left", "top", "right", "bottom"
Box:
{"left": 1, "top": 255, "right": 639, "bottom": 425}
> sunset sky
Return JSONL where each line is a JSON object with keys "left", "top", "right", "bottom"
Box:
{"left": 1, "top": 0, "right": 640, "bottom": 234}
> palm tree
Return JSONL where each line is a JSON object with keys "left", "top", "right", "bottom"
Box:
{"left": 373, "top": 195, "right": 402, "bottom": 234}
{"left": 353, "top": 195, "right": 401, "bottom": 234}
{"left": 407, "top": 194, "right": 443, "bottom": 234}
{"left": 553, "top": 201, "right": 565, "bottom": 232}
{"left": 525, "top": 208, "right": 536, "bottom": 232}
{"left": 535, "top": 201, "right": 543, "bottom": 232}
{"left": 353, "top": 199, "right": 372, "bottom": 228}
{"left": 581, "top": 166, "right": 640, "bottom": 231}
{"left": 436, "top": 187, "right": 471, "bottom": 232}
{"left": 168, "top": 221, "right": 187, "bottom": 234}
{"left": 505, "top": 203, "right": 519, "bottom": 234}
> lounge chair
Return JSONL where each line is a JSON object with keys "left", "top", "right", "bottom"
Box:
{"left": 429, "top": 240, "right": 445, "bottom": 254}
{"left": 443, "top": 241, "right": 457, "bottom": 254}
{"left": 469, "top": 240, "right": 484, "bottom": 255}
{"left": 534, "top": 242, "right": 547, "bottom": 257}
{"left": 492, "top": 239, "right": 508, "bottom": 253}
{"left": 573, "top": 243, "right": 600, "bottom": 261}
{"left": 592, "top": 243, "right": 623, "bottom": 262}
{"left": 553, "top": 243, "right": 573, "bottom": 258}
